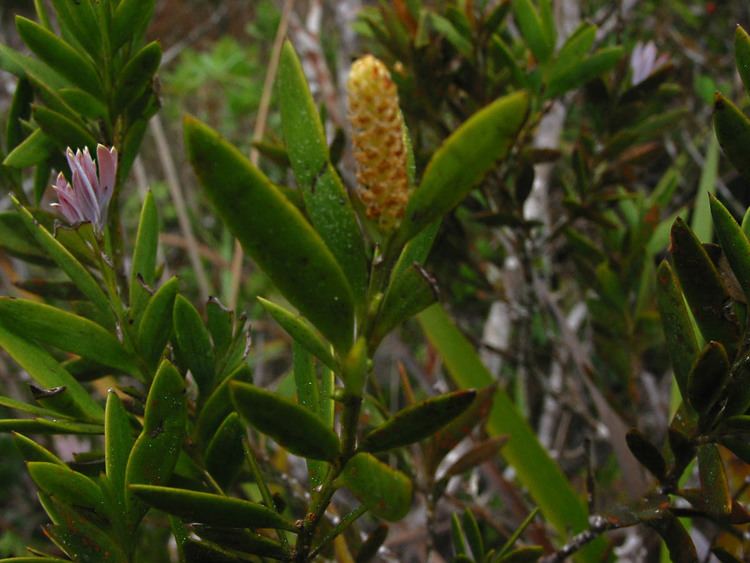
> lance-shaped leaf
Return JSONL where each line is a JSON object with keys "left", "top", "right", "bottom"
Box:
{"left": 511, "top": 0, "right": 554, "bottom": 63}
{"left": 184, "top": 116, "right": 355, "bottom": 352}
{"left": 361, "top": 390, "right": 476, "bottom": 452}
{"left": 258, "top": 297, "right": 337, "bottom": 371}
{"left": 45, "top": 502, "right": 128, "bottom": 563}
{"left": 12, "top": 431, "right": 64, "bottom": 464}
{"left": 714, "top": 92, "right": 750, "bottom": 181}
{"left": 625, "top": 430, "right": 666, "bottom": 482}
{"left": 646, "top": 515, "right": 697, "bottom": 563}
{"left": 337, "top": 453, "right": 412, "bottom": 522}
{"left": 59, "top": 87, "right": 107, "bottom": 120}
{"left": 278, "top": 42, "right": 367, "bottom": 309}
{"left": 397, "top": 92, "right": 528, "bottom": 244}
{"left": 0, "top": 213, "right": 47, "bottom": 263}
{"left": 28, "top": 462, "right": 106, "bottom": 518}
{"left": 546, "top": 47, "right": 623, "bottom": 98}
{"left": 0, "top": 321, "right": 102, "bottom": 421}
{"left": 114, "top": 41, "right": 162, "bottom": 112}
{"left": 205, "top": 413, "right": 245, "bottom": 489}
{"left": 13, "top": 199, "right": 113, "bottom": 323}
{"left": 687, "top": 341, "right": 729, "bottom": 417}
{"left": 187, "top": 527, "right": 287, "bottom": 560}
{"left": 655, "top": 260, "right": 699, "bottom": 398}
{"left": 129, "top": 485, "right": 296, "bottom": 531}
{"left": 3, "top": 128, "right": 55, "bottom": 168}
{"left": 230, "top": 381, "right": 340, "bottom": 461}
{"left": 195, "top": 363, "right": 251, "bottom": 447}
{"left": 125, "top": 360, "right": 186, "bottom": 527}
{"left": 32, "top": 105, "right": 97, "bottom": 151}
{"left": 112, "top": 0, "right": 156, "bottom": 49}
{"left": 710, "top": 194, "right": 750, "bottom": 302}
{"left": 698, "top": 443, "right": 731, "bottom": 517}
{"left": 0, "top": 418, "right": 102, "bottom": 434}
{"left": 6, "top": 77, "right": 32, "bottom": 152}
{"left": 0, "top": 298, "right": 139, "bottom": 376}
{"left": 15, "top": 16, "right": 102, "bottom": 97}
{"left": 105, "top": 391, "right": 135, "bottom": 519}
{"left": 669, "top": 218, "right": 739, "bottom": 353}
{"left": 137, "top": 277, "right": 179, "bottom": 371}
{"left": 370, "top": 263, "right": 438, "bottom": 347}
{"left": 49, "top": 0, "right": 101, "bottom": 56}
{"left": 129, "top": 191, "right": 159, "bottom": 324}
{"left": 736, "top": 25, "right": 750, "bottom": 96}
{"left": 207, "top": 297, "right": 233, "bottom": 362}
{"left": 173, "top": 295, "right": 215, "bottom": 397}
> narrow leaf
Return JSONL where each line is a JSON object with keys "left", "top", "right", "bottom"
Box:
{"left": 698, "top": 444, "right": 731, "bottom": 517}
{"left": 687, "top": 341, "right": 729, "bottom": 417}
{"left": 511, "top": 0, "right": 553, "bottom": 63}
{"left": 714, "top": 92, "right": 750, "bottom": 181}
{"left": 710, "top": 193, "right": 750, "bottom": 302}
{"left": 129, "top": 191, "right": 159, "bottom": 324}
{"left": 337, "top": 453, "right": 412, "bottom": 522}
{"left": 173, "top": 295, "right": 215, "bottom": 397}
{"left": 204, "top": 413, "right": 245, "bottom": 489}
{"left": 28, "top": 461, "right": 105, "bottom": 517}
{"left": 137, "top": 276, "right": 179, "bottom": 371}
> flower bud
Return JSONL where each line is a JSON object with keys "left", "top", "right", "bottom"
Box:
{"left": 347, "top": 55, "right": 409, "bottom": 233}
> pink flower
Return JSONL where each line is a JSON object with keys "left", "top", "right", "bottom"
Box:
{"left": 630, "top": 41, "right": 669, "bottom": 86}
{"left": 51, "top": 145, "right": 117, "bottom": 233}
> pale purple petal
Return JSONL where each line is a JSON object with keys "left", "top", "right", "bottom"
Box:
{"left": 71, "top": 168, "right": 100, "bottom": 226}
{"left": 96, "top": 144, "right": 117, "bottom": 206}
{"left": 52, "top": 173, "right": 86, "bottom": 224}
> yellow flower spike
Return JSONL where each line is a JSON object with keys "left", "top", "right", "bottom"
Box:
{"left": 347, "top": 55, "right": 409, "bottom": 233}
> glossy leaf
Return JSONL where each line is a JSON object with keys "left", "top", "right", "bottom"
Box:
{"left": 655, "top": 260, "right": 699, "bottom": 398}
{"left": 736, "top": 25, "right": 750, "bottom": 96}
{"left": 278, "top": 42, "right": 367, "bottom": 308}
{"left": 647, "top": 514, "right": 697, "bottom": 563}
{"left": 0, "top": 321, "right": 102, "bottom": 421}
{"left": 511, "top": 0, "right": 553, "bottom": 63}
{"left": 112, "top": 0, "right": 156, "bottom": 49}
{"left": 129, "top": 191, "right": 159, "bottom": 324}
{"left": 105, "top": 391, "right": 135, "bottom": 519}
{"left": 207, "top": 297, "right": 233, "bottom": 362}
{"left": 698, "top": 444, "right": 731, "bottom": 517}
{"left": 13, "top": 199, "right": 114, "bottom": 324}
{"left": 710, "top": 194, "right": 750, "bottom": 302}
{"left": 187, "top": 527, "right": 287, "bottom": 560}
{"left": 0, "top": 394, "right": 72, "bottom": 419}
{"left": 59, "top": 87, "right": 108, "bottom": 120}
{"left": 137, "top": 276, "right": 179, "bottom": 371}
{"left": 125, "top": 360, "right": 186, "bottom": 527}
{"left": 15, "top": 16, "right": 101, "bottom": 97}
{"left": 398, "top": 92, "right": 528, "bottom": 244}
{"left": 337, "top": 453, "right": 412, "bottom": 522}
{"left": 293, "top": 342, "right": 319, "bottom": 415}
{"left": 670, "top": 218, "right": 739, "bottom": 352}
{"left": 0, "top": 418, "right": 102, "bottom": 434}
{"left": 115, "top": 41, "right": 161, "bottom": 112}
{"left": 714, "top": 92, "right": 750, "bottom": 181}
{"left": 361, "top": 390, "right": 476, "bottom": 452}
{"left": 184, "top": 116, "right": 355, "bottom": 352}
{"left": 45, "top": 502, "right": 128, "bottom": 563}
{"left": 3, "top": 128, "right": 54, "bottom": 168}
{"left": 230, "top": 381, "right": 340, "bottom": 461}
{"left": 625, "top": 430, "right": 666, "bottom": 481}
{"left": 11, "top": 432, "right": 63, "bottom": 464}
{"left": 28, "top": 462, "right": 105, "bottom": 517}
{"left": 173, "top": 295, "right": 215, "bottom": 397}
{"left": 418, "top": 304, "right": 604, "bottom": 562}
{"left": 205, "top": 413, "right": 245, "bottom": 489}
{"left": 687, "top": 341, "right": 729, "bottom": 417}
{"left": 32, "top": 105, "right": 97, "bottom": 151}
{"left": 258, "top": 297, "right": 337, "bottom": 370}
{"left": 49, "top": 0, "right": 101, "bottom": 58}
{"left": 130, "top": 485, "right": 296, "bottom": 531}
{"left": 0, "top": 298, "right": 139, "bottom": 375}
{"left": 195, "top": 363, "right": 251, "bottom": 447}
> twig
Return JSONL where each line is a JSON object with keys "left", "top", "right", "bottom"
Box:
{"left": 149, "top": 114, "right": 211, "bottom": 301}
{"left": 228, "top": 0, "right": 295, "bottom": 310}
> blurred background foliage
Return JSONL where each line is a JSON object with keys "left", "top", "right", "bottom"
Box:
{"left": 1, "top": 0, "right": 750, "bottom": 561}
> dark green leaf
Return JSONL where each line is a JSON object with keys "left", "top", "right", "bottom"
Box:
{"left": 736, "top": 25, "right": 750, "bottom": 96}
{"left": 49, "top": 0, "right": 101, "bottom": 56}
{"left": 714, "top": 92, "right": 750, "bottom": 181}
{"left": 336, "top": 453, "right": 412, "bottom": 522}
{"left": 625, "top": 429, "right": 666, "bottom": 481}
{"left": 0, "top": 418, "right": 102, "bottom": 434}
{"left": 3, "top": 128, "right": 54, "bottom": 168}
{"left": 11, "top": 431, "right": 64, "bottom": 464}
{"left": 112, "top": 0, "right": 156, "bottom": 49}
{"left": 361, "top": 390, "right": 476, "bottom": 452}
{"left": 687, "top": 341, "right": 729, "bottom": 417}
{"left": 511, "top": 0, "right": 553, "bottom": 63}
{"left": 28, "top": 461, "right": 105, "bottom": 518}
{"left": 105, "top": 391, "right": 135, "bottom": 520}
{"left": 173, "top": 295, "right": 215, "bottom": 397}
{"left": 32, "top": 105, "right": 97, "bottom": 151}
{"left": 59, "top": 87, "right": 108, "bottom": 120}
{"left": 6, "top": 78, "right": 32, "bottom": 152}
{"left": 207, "top": 297, "right": 234, "bottom": 362}
{"left": 698, "top": 443, "right": 732, "bottom": 517}
{"left": 205, "top": 413, "right": 245, "bottom": 489}
{"left": 129, "top": 191, "right": 159, "bottom": 325}
{"left": 647, "top": 514, "right": 697, "bottom": 563}
{"left": 230, "top": 381, "right": 340, "bottom": 461}
{"left": 130, "top": 485, "right": 296, "bottom": 531}
{"left": 195, "top": 363, "right": 251, "bottom": 447}
{"left": 45, "top": 501, "right": 128, "bottom": 563}
{"left": 546, "top": 47, "right": 623, "bottom": 98}
{"left": 114, "top": 41, "right": 161, "bottom": 112}
{"left": 710, "top": 194, "right": 750, "bottom": 302}
{"left": 184, "top": 116, "right": 355, "bottom": 352}
{"left": 137, "top": 277, "right": 179, "bottom": 371}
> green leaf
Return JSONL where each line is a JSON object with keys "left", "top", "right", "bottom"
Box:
{"left": 207, "top": 297, "right": 234, "bottom": 362}
{"left": 691, "top": 135, "right": 720, "bottom": 242}
{"left": 173, "top": 295, "right": 215, "bottom": 397}
{"left": 13, "top": 200, "right": 114, "bottom": 324}
{"left": 397, "top": 92, "right": 528, "bottom": 244}
{"left": 0, "top": 213, "right": 45, "bottom": 262}
{"left": 27, "top": 461, "right": 105, "bottom": 517}
{"left": 184, "top": 116, "right": 355, "bottom": 352}
{"left": 0, "top": 44, "right": 67, "bottom": 88}
{"left": 32, "top": 105, "right": 97, "bottom": 151}
{"left": 15, "top": 16, "right": 102, "bottom": 97}
{"left": 736, "top": 25, "right": 750, "bottom": 96}
{"left": 49, "top": 0, "right": 101, "bottom": 56}
{"left": 129, "top": 485, "right": 296, "bottom": 531}
{"left": 125, "top": 360, "right": 186, "bottom": 527}
{"left": 129, "top": 191, "right": 159, "bottom": 324}
{"left": 45, "top": 502, "right": 128, "bottom": 563}
{"left": 0, "top": 321, "right": 103, "bottom": 421}
{"left": 105, "top": 391, "right": 135, "bottom": 520}
{"left": 195, "top": 363, "right": 251, "bottom": 447}
{"left": 137, "top": 276, "right": 179, "bottom": 371}
{"left": 258, "top": 297, "right": 337, "bottom": 371}
{"left": 687, "top": 341, "right": 729, "bottom": 418}
{"left": 59, "top": 87, "right": 108, "bottom": 120}
{"left": 655, "top": 260, "right": 699, "bottom": 398}
{"left": 185, "top": 531, "right": 287, "bottom": 561}
{"left": 511, "top": 0, "right": 553, "bottom": 63}
{"left": 714, "top": 92, "right": 750, "bottom": 181}
{"left": 6, "top": 77, "right": 32, "bottom": 152}
{"left": 417, "top": 305, "right": 604, "bottom": 562}
{"left": 0, "top": 298, "right": 139, "bottom": 376}
{"left": 710, "top": 193, "right": 750, "bottom": 302}
{"left": 112, "top": 0, "right": 156, "bottom": 49}
{"left": 337, "top": 453, "right": 412, "bottom": 521}
{"left": 0, "top": 418, "right": 102, "bottom": 434}
{"left": 429, "top": 13, "right": 472, "bottom": 57}
{"left": 293, "top": 342, "right": 319, "bottom": 415}
{"left": 698, "top": 443, "right": 731, "bottom": 517}
{"left": 205, "top": 413, "right": 245, "bottom": 489}
{"left": 361, "top": 390, "right": 476, "bottom": 452}
{"left": 647, "top": 514, "right": 697, "bottom": 563}
{"left": 230, "top": 381, "right": 340, "bottom": 461}
{"left": 11, "top": 431, "right": 64, "bottom": 464}
{"left": 3, "top": 128, "right": 54, "bottom": 168}
{"left": 370, "top": 263, "right": 438, "bottom": 346}
{"left": 114, "top": 41, "right": 162, "bottom": 112}
{"left": 554, "top": 23, "right": 595, "bottom": 68}
{"left": 0, "top": 395, "right": 72, "bottom": 419}
{"left": 670, "top": 218, "right": 739, "bottom": 353}
{"left": 546, "top": 47, "right": 623, "bottom": 98}
{"left": 278, "top": 42, "right": 367, "bottom": 309}
{"left": 625, "top": 430, "right": 666, "bottom": 481}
